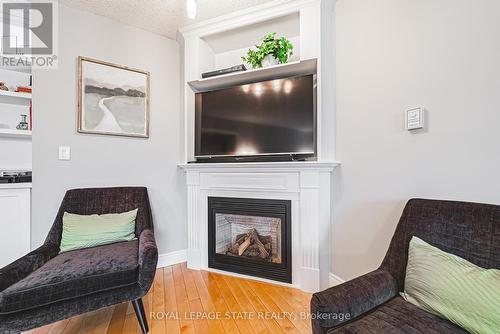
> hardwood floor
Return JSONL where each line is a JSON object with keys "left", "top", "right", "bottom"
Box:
{"left": 24, "top": 263, "right": 313, "bottom": 334}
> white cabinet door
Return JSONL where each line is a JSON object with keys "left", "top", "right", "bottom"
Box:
{"left": 0, "top": 187, "right": 30, "bottom": 268}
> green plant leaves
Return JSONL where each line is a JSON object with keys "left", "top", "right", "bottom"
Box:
{"left": 241, "top": 32, "right": 294, "bottom": 69}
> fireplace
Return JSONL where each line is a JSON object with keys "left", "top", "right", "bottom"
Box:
{"left": 208, "top": 197, "right": 292, "bottom": 283}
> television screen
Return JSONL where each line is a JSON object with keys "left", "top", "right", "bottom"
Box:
{"left": 195, "top": 74, "right": 315, "bottom": 158}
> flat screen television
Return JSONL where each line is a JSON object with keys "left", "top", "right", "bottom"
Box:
{"left": 195, "top": 74, "right": 316, "bottom": 161}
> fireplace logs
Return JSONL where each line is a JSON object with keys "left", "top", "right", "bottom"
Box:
{"left": 227, "top": 228, "right": 272, "bottom": 261}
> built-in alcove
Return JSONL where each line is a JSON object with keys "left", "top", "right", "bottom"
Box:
{"left": 199, "top": 13, "right": 300, "bottom": 73}
{"left": 179, "top": 0, "right": 338, "bottom": 291}
{"left": 181, "top": 0, "right": 336, "bottom": 162}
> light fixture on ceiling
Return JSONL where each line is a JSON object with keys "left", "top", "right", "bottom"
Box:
{"left": 187, "top": 0, "right": 197, "bottom": 19}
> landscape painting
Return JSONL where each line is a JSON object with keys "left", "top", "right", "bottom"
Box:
{"left": 78, "top": 57, "right": 150, "bottom": 137}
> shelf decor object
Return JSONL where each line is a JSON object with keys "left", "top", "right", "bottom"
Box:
{"left": 16, "top": 114, "right": 29, "bottom": 130}
{"left": 77, "top": 56, "right": 150, "bottom": 138}
{"left": 242, "top": 33, "right": 294, "bottom": 69}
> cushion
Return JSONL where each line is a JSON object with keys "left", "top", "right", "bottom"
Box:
{"left": 329, "top": 297, "right": 468, "bottom": 334}
{"left": 402, "top": 237, "right": 500, "bottom": 334}
{"left": 60, "top": 208, "right": 137, "bottom": 252}
{"left": 0, "top": 240, "right": 138, "bottom": 314}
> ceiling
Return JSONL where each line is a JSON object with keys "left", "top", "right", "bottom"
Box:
{"left": 60, "top": 0, "right": 292, "bottom": 40}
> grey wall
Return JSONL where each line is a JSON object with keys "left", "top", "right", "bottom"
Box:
{"left": 32, "top": 5, "right": 187, "bottom": 255}
{"left": 333, "top": 0, "right": 500, "bottom": 281}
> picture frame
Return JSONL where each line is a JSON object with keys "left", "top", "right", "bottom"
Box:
{"left": 77, "top": 56, "right": 150, "bottom": 138}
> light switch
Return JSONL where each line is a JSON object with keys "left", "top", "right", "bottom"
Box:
{"left": 58, "top": 146, "right": 71, "bottom": 160}
{"left": 406, "top": 107, "right": 424, "bottom": 130}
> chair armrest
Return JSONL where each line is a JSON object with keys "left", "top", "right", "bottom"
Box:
{"left": 0, "top": 243, "right": 59, "bottom": 292}
{"left": 310, "top": 269, "right": 398, "bottom": 334}
{"left": 137, "top": 229, "right": 158, "bottom": 293}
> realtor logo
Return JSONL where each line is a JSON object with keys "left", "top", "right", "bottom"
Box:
{"left": 1, "top": 0, "right": 58, "bottom": 68}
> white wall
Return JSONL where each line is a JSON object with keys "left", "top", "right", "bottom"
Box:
{"left": 333, "top": 0, "right": 500, "bottom": 280}
{"left": 32, "top": 5, "right": 186, "bottom": 255}
{"left": 0, "top": 137, "right": 31, "bottom": 170}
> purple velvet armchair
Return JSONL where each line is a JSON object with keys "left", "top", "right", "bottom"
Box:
{"left": 311, "top": 198, "right": 500, "bottom": 333}
{"left": 0, "top": 187, "right": 158, "bottom": 333}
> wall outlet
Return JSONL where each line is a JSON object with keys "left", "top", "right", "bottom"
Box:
{"left": 58, "top": 146, "right": 71, "bottom": 160}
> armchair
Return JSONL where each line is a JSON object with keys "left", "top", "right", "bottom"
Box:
{"left": 311, "top": 198, "right": 500, "bottom": 333}
{"left": 0, "top": 187, "right": 158, "bottom": 334}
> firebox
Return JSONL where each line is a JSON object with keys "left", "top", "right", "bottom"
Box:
{"left": 208, "top": 197, "right": 292, "bottom": 283}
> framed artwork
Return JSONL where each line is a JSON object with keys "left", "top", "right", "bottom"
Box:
{"left": 78, "top": 56, "right": 150, "bottom": 138}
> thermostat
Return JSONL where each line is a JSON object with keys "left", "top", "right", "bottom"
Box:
{"left": 406, "top": 108, "right": 424, "bottom": 130}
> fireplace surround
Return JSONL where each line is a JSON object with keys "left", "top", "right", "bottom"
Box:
{"left": 179, "top": 161, "right": 338, "bottom": 292}
{"left": 208, "top": 197, "right": 292, "bottom": 283}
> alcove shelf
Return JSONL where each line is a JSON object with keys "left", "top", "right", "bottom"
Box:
{"left": 0, "top": 129, "right": 32, "bottom": 138}
{"left": 188, "top": 58, "right": 317, "bottom": 93}
{"left": 0, "top": 90, "right": 32, "bottom": 105}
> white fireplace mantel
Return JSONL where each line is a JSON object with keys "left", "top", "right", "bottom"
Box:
{"left": 179, "top": 161, "right": 339, "bottom": 292}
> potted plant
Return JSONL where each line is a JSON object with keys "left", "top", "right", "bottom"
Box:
{"left": 242, "top": 33, "right": 294, "bottom": 69}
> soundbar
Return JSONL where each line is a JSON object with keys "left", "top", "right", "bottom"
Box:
{"left": 201, "top": 64, "right": 247, "bottom": 78}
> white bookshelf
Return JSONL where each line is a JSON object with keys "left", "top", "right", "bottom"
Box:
{"left": 0, "top": 90, "right": 32, "bottom": 105}
{"left": 0, "top": 67, "right": 32, "bottom": 134}
{"left": 0, "top": 67, "right": 32, "bottom": 172}
{"left": 0, "top": 129, "right": 32, "bottom": 139}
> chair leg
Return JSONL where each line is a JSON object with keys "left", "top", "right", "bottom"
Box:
{"left": 132, "top": 298, "right": 149, "bottom": 333}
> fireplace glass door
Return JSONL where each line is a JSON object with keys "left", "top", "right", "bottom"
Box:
{"left": 215, "top": 213, "right": 282, "bottom": 264}
{"left": 208, "top": 197, "right": 291, "bottom": 283}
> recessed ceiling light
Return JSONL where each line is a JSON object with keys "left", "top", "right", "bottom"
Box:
{"left": 187, "top": 0, "right": 197, "bottom": 19}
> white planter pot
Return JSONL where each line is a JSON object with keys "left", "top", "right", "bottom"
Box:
{"left": 262, "top": 54, "right": 280, "bottom": 68}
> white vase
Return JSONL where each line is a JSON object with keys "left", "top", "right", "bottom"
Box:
{"left": 261, "top": 54, "right": 279, "bottom": 68}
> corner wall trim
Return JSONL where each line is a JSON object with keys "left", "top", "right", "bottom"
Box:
{"left": 157, "top": 249, "right": 187, "bottom": 268}
{"left": 329, "top": 272, "right": 345, "bottom": 287}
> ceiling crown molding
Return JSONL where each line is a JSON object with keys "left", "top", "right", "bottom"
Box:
{"left": 178, "top": 0, "right": 319, "bottom": 38}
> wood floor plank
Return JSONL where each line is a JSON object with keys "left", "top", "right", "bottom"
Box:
{"left": 180, "top": 262, "right": 200, "bottom": 302}
{"left": 230, "top": 275, "right": 285, "bottom": 334}
{"left": 245, "top": 280, "right": 299, "bottom": 333}
{"left": 163, "top": 267, "right": 181, "bottom": 334}
{"left": 61, "top": 314, "right": 86, "bottom": 334}
{"left": 253, "top": 281, "right": 310, "bottom": 333}
{"left": 151, "top": 268, "right": 167, "bottom": 334}
{"left": 46, "top": 319, "right": 70, "bottom": 334}
{"left": 173, "top": 267, "right": 196, "bottom": 334}
{"left": 222, "top": 275, "right": 267, "bottom": 333}
{"left": 30, "top": 323, "right": 53, "bottom": 334}
{"left": 211, "top": 272, "right": 255, "bottom": 334}
{"left": 199, "top": 270, "right": 241, "bottom": 334}
{"left": 188, "top": 298, "right": 211, "bottom": 334}
{"left": 143, "top": 285, "right": 154, "bottom": 327}
{"left": 172, "top": 264, "right": 184, "bottom": 286}
{"left": 91, "top": 307, "right": 115, "bottom": 334}
{"left": 107, "top": 303, "right": 128, "bottom": 334}
{"left": 27, "top": 263, "right": 313, "bottom": 334}
{"left": 73, "top": 311, "right": 102, "bottom": 334}
{"left": 121, "top": 313, "right": 139, "bottom": 334}
{"left": 190, "top": 270, "right": 226, "bottom": 334}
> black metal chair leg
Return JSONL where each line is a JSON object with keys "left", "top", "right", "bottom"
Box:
{"left": 132, "top": 298, "right": 149, "bottom": 333}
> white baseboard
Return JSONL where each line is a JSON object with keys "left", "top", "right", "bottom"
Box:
{"left": 329, "top": 272, "right": 345, "bottom": 287}
{"left": 157, "top": 249, "right": 187, "bottom": 268}
{"left": 157, "top": 253, "right": 345, "bottom": 290}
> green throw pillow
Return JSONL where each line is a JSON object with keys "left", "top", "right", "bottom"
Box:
{"left": 60, "top": 209, "right": 138, "bottom": 253}
{"left": 402, "top": 236, "right": 500, "bottom": 334}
